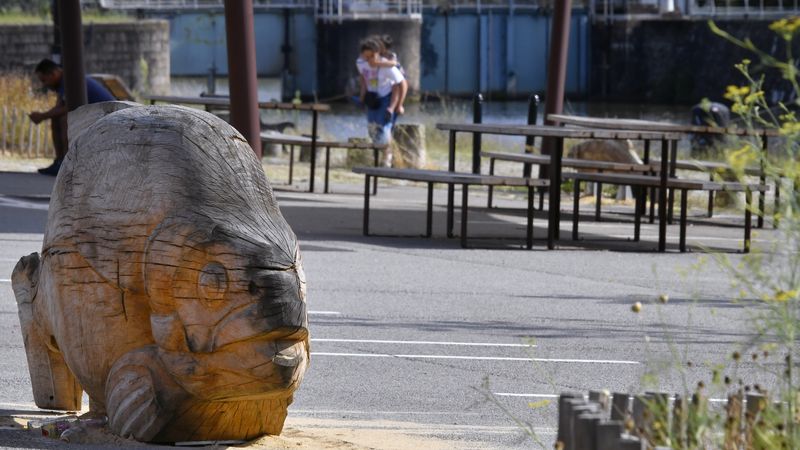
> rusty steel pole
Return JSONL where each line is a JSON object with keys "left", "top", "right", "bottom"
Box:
{"left": 58, "top": 0, "right": 87, "bottom": 111}
{"left": 542, "top": 0, "right": 572, "bottom": 249}
{"left": 543, "top": 0, "right": 572, "bottom": 142}
{"left": 224, "top": 0, "right": 262, "bottom": 157}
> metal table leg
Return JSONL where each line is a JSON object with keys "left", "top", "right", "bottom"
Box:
{"left": 527, "top": 186, "right": 534, "bottom": 249}
{"left": 324, "top": 146, "right": 331, "bottom": 194}
{"left": 573, "top": 179, "right": 581, "bottom": 241}
{"left": 426, "top": 182, "right": 434, "bottom": 238}
{"left": 363, "top": 175, "right": 371, "bottom": 235}
{"left": 460, "top": 184, "right": 469, "bottom": 248}
{"left": 745, "top": 189, "right": 752, "bottom": 253}
{"left": 679, "top": 189, "right": 688, "bottom": 252}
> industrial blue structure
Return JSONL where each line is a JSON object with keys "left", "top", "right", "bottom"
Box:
{"left": 101, "top": 1, "right": 592, "bottom": 98}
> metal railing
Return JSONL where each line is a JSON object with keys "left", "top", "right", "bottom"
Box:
{"left": 686, "top": 0, "right": 800, "bottom": 17}
{"left": 98, "top": 0, "right": 314, "bottom": 10}
{"left": 589, "top": 0, "right": 800, "bottom": 20}
{"left": 316, "top": 0, "right": 423, "bottom": 21}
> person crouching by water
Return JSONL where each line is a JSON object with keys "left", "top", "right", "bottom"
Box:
{"left": 357, "top": 38, "right": 407, "bottom": 166}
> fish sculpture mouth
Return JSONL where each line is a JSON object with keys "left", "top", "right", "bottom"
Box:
{"left": 158, "top": 329, "right": 309, "bottom": 402}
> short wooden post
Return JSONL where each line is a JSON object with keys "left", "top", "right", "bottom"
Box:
{"left": 745, "top": 392, "right": 766, "bottom": 447}
{"left": 574, "top": 412, "right": 602, "bottom": 450}
{"left": 672, "top": 394, "right": 687, "bottom": 448}
{"left": 589, "top": 390, "right": 610, "bottom": 414}
{"left": 687, "top": 392, "right": 708, "bottom": 448}
{"left": 725, "top": 390, "right": 743, "bottom": 449}
{"left": 595, "top": 420, "right": 624, "bottom": 450}
{"left": 632, "top": 395, "right": 647, "bottom": 437}
{"left": 647, "top": 392, "right": 670, "bottom": 446}
{"left": 617, "top": 437, "right": 646, "bottom": 450}
{"left": 569, "top": 403, "right": 599, "bottom": 450}
{"left": 610, "top": 392, "right": 629, "bottom": 421}
{"left": 557, "top": 393, "right": 583, "bottom": 450}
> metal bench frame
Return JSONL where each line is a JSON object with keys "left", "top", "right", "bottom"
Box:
{"left": 352, "top": 167, "right": 549, "bottom": 249}
{"left": 564, "top": 172, "right": 768, "bottom": 253}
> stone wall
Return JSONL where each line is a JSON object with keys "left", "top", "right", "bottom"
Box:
{"left": 0, "top": 20, "right": 170, "bottom": 95}
{"left": 591, "top": 19, "right": 798, "bottom": 105}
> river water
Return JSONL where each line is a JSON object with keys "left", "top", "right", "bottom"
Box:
{"left": 171, "top": 76, "right": 697, "bottom": 161}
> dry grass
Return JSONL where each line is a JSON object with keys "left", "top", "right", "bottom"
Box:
{"left": 0, "top": 73, "right": 57, "bottom": 157}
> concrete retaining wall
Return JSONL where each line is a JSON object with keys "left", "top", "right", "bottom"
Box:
{"left": 591, "top": 19, "right": 798, "bottom": 104}
{"left": 0, "top": 20, "right": 170, "bottom": 95}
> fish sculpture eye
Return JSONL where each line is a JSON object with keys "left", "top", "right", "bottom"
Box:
{"left": 197, "top": 262, "right": 227, "bottom": 301}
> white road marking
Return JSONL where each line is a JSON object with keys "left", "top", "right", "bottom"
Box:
{"left": 308, "top": 310, "right": 341, "bottom": 315}
{"left": 495, "top": 393, "right": 729, "bottom": 403}
{"left": 607, "top": 234, "right": 743, "bottom": 242}
{"left": 0, "top": 197, "right": 48, "bottom": 211}
{"left": 312, "top": 352, "right": 640, "bottom": 364}
{"left": 0, "top": 279, "right": 10, "bottom": 283}
{"left": 312, "top": 338, "right": 535, "bottom": 348}
{"left": 292, "top": 410, "right": 483, "bottom": 416}
{"left": 494, "top": 393, "right": 559, "bottom": 398}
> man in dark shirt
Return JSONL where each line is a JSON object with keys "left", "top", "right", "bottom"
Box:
{"left": 29, "top": 59, "right": 115, "bottom": 175}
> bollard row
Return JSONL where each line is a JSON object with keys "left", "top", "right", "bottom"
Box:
{"left": 556, "top": 390, "right": 773, "bottom": 450}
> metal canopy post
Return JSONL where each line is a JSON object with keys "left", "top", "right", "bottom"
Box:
{"left": 224, "top": 0, "right": 262, "bottom": 158}
{"left": 58, "top": 0, "right": 87, "bottom": 111}
{"left": 543, "top": 0, "right": 572, "bottom": 249}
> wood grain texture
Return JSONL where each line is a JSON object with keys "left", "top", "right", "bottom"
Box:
{"left": 11, "top": 102, "right": 309, "bottom": 442}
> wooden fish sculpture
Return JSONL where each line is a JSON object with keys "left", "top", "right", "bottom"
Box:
{"left": 11, "top": 102, "right": 309, "bottom": 442}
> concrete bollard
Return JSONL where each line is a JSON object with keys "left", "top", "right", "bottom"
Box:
{"left": 392, "top": 123, "right": 426, "bottom": 169}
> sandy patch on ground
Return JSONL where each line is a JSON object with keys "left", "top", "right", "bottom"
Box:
{"left": 0, "top": 411, "right": 492, "bottom": 449}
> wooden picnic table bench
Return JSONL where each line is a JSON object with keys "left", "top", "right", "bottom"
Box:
{"left": 142, "top": 94, "right": 331, "bottom": 112}
{"left": 436, "top": 122, "right": 682, "bottom": 251}
{"left": 144, "top": 94, "right": 331, "bottom": 192}
{"left": 261, "top": 132, "right": 386, "bottom": 194}
{"left": 563, "top": 171, "right": 768, "bottom": 252}
{"left": 548, "top": 113, "right": 780, "bottom": 228}
{"left": 352, "top": 167, "right": 549, "bottom": 249}
{"left": 483, "top": 150, "right": 771, "bottom": 220}
{"left": 481, "top": 150, "right": 655, "bottom": 212}
{"left": 548, "top": 113, "right": 780, "bottom": 137}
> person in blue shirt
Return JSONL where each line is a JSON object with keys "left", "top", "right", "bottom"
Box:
{"left": 29, "top": 59, "right": 115, "bottom": 176}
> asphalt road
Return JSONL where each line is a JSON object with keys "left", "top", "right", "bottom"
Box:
{"left": 0, "top": 171, "right": 778, "bottom": 449}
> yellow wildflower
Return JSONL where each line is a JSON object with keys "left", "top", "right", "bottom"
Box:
{"left": 773, "top": 290, "right": 797, "bottom": 302}
{"left": 770, "top": 17, "right": 800, "bottom": 40}
{"left": 724, "top": 85, "right": 750, "bottom": 100}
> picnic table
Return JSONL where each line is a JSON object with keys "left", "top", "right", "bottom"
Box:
{"left": 352, "top": 167, "right": 548, "bottom": 249}
{"left": 143, "top": 94, "right": 332, "bottom": 192}
{"left": 482, "top": 150, "right": 655, "bottom": 220}
{"left": 435, "top": 123, "right": 682, "bottom": 251}
{"left": 261, "top": 132, "right": 386, "bottom": 194}
{"left": 548, "top": 113, "right": 781, "bottom": 228}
